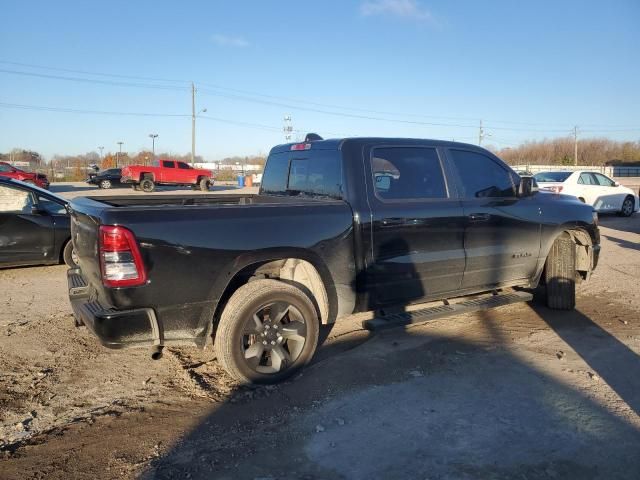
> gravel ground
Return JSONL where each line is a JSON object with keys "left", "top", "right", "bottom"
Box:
{"left": 0, "top": 193, "right": 638, "bottom": 479}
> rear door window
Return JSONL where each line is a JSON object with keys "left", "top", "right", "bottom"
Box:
{"left": 162, "top": 161, "right": 175, "bottom": 168}
{"left": 448, "top": 149, "right": 516, "bottom": 198}
{"left": 370, "top": 147, "right": 447, "bottom": 200}
{"left": 578, "top": 173, "right": 597, "bottom": 185}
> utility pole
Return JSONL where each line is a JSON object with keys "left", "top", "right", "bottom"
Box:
{"left": 116, "top": 141, "right": 123, "bottom": 168}
{"left": 191, "top": 82, "right": 196, "bottom": 164}
{"left": 478, "top": 120, "right": 490, "bottom": 146}
{"left": 190, "top": 83, "right": 207, "bottom": 165}
{"left": 283, "top": 115, "right": 293, "bottom": 143}
{"left": 98, "top": 146, "right": 104, "bottom": 160}
{"left": 573, "top": 126, "right": 579, "bottom": 166}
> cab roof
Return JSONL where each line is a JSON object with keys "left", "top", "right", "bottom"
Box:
{"left": 269, "top": 137, "right": 486, "bottom": 155}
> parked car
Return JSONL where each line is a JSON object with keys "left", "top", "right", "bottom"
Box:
{"left": 534, "top": 170, "right": 638, "bottom": 216}
{"left": 0, "top": 161, "right": 50, "bottom": 189}
{"left": 121, "top": 160, "right": 213, "bottom": 192}
{"left": 68, "top": 136, "right": 600, "bottom": 384}
{"left": 0, "top": 177, "right": 76, "bottom": 268}
{"left": 86, "top": 168, "right": 123, "bottom": 189}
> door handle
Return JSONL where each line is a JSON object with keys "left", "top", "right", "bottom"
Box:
{"left": 468, "top": 213, "right": 490, "bottom": 222}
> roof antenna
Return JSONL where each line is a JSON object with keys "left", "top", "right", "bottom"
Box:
{"left": 305, "top": 133, "right": 323, "bottom": 142}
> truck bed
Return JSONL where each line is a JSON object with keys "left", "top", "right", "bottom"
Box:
{"left": 85, "top": 193, "right": 336, "bottom": 209}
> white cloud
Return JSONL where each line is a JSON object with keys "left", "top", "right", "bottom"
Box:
{"left": 211, "top": 34, "right": 250, "bottom": 48}
{"left": 360, "top": 0, "right": 434, "bottom": 22}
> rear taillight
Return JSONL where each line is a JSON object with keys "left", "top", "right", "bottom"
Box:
{"left": 99, "top": 225, "right": 147, "bottom": 287}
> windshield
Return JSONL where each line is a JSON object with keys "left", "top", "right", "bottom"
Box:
{"left": 533, "top": 171, "right": 572, "bottom": 183}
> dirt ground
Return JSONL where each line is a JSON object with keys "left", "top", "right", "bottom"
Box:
{"left": 0, "top": 197, "right": 639, "bottom": 479}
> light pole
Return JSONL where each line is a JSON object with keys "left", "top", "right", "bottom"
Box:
{"left": 149, "top": 134, "right": 158, "bottom": 158}
{"left": 98, "top": 146, "right": 104, "bottom": 160}
{"left": 116, "top": 141, "right": 123, "bottom": 167}
{"left": 191, "top": 99, "right": 207, "bottom": 164}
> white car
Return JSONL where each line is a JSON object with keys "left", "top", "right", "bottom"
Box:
{"left": 533, "top": 170, "right": 639, "bottom": 216}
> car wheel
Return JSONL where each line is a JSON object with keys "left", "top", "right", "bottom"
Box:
{"left": 100, "top": 179, "right": 112, "bottom": 189}
{"left": 199, "top": 177, "right": 211, "bottom": 191}
{"left": 62, "top": 241, "right": 78, "bottom": 267}
{"left": 140, "top": 179, "right": 155, "bottom": 193}
{"left": 214, "top": 279, "right": 319, "bottom": 384}
{"left": 618, "top": 196, "right": 634, "bottom": 217}
{"left": 545, "top": 233, "right": 576, "bottom": 310}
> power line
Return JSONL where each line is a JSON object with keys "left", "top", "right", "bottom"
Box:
{"left": 0, "top": 101, "right": 189, "bottom": 117}
{"left": 0, "top": 60, "right": 189, "bottom": 85}
{"left": 2, "top": 59, "right": 637, "bottom": 132}
{"left": 0, "top": 68, "right": 188, "bottom": 91}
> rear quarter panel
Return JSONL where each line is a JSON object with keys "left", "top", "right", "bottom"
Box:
{"left": 72, "top": 199, "right": 356, "bottom": 344}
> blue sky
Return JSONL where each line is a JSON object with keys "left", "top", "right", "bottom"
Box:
{"left": 1, "top": 0, "right": 638, "bottom": 160}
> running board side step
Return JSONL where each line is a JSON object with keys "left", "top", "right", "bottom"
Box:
{"left": 363, "top": 291, "right": 533, "bottom": 331}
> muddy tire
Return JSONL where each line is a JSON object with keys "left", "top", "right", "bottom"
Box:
{"left": 140, "top": 179, "right": 155, "bottom": 193}
{"left": 545, "top": 233, "right": 576, "bottom": 310}
{"left": 618, "top": 196, "right": 634, "bottom": 217}
{"left": 62, "top": 241, "right": 78, "bottom": 267}
{"left": 199, "top": 177, "right": 211, "bottom": 191}
{"left": 214, "top": 279, "right": 319, "bottom": 384}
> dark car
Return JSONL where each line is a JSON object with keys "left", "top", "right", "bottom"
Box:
{"left": 87, "top": 168, "right": 123, "bottom": 189}
{"left": 0, "top": 177, "right": 76, "bottom": 268}
{"left": 68, "top": 136, "right": 599, "bottom": 384}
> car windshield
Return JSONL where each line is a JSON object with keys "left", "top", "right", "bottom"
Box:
{"left": 533, "top": 171, "right": 572, "bottom": 183}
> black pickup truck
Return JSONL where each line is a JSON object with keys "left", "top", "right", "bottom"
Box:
{"left": 68, "top": 136, "right": 600, "bottom": 383}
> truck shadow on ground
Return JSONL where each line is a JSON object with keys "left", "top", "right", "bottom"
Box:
{"left": 141, "top": 297, "right": 640, "bottom": 479}
{"left": 598, "top": 214, "right": 640, "bottom": 235}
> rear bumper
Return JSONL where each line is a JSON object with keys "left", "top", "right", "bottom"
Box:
{"left": 67, "top": 269, "right": 161, "bottom": 348}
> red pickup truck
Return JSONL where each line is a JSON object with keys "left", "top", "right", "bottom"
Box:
{"left": 0, "top": 162, "right": 50, "bottom": 189}
{"left": 121, "top": 159, "right": 214, "bottom": 193}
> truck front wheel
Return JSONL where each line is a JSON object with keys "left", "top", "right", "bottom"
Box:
{"left": 199, "top": 176, "right": 211, "bottom": 191}
{"left": 544, "top": 233, "right": 576, "bottom": 310}
{"left": 140, "top": 179, "right": 155, "bottom": 193}
{"left": 214, "top": 279, "right": 319, "bottom": 384}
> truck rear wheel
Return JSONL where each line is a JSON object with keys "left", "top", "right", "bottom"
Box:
{"left": 199, "top": 177, "right": 211, "bottom": 191}
{"left": 545, "top": 233, "right": 576, "bottom": 310}
{"left": 140, "top": 179, "right": 155, "bottom": 193}
{"left": 214, "top": 279, "right": 319, "bottom": 384}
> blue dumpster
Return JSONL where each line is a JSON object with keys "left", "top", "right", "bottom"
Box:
{"left": 237, "top": 174, "right": 245, "bottom": 187}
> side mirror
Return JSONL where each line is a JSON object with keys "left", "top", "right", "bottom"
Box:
{"left": 614, "top": 181, "right": 620, "bottom": 187}
{"left": 31, "top": 207, "right": 47, "bottom": 215}
{"left": 518, "top": 176, "right": 538, "bottom": 197}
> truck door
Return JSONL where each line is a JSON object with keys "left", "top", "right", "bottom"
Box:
{"left": 176, "top": 161, "right": 195, "bottom": 184}
{"left": 160, "top": 160, "right": 175, "bottom": 183}
{"left": 366, "top": 146, "right": 466, "bottom": 307}
{"left": 445, "top": 148, "right": 541, "bottom": 289}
